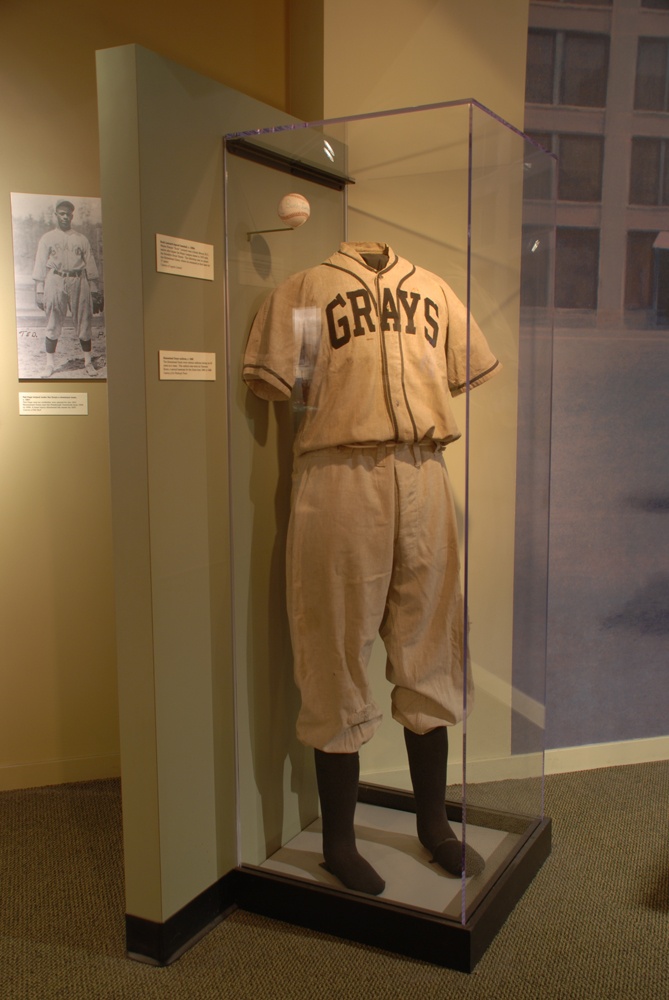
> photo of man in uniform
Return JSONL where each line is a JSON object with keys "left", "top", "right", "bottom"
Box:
{"left": 11, "top": 193, "right": 106, "bottom": 381}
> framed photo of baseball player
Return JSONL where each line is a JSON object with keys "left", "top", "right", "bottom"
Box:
{"left": 10, "top": 192, "right": 106, "bottom": 381}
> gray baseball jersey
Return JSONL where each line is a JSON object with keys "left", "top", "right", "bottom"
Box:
{"left": 242, "top": 241, "right": 501, "bottom": 455}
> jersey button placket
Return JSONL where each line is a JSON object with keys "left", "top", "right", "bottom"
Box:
{"left": 379, "top": 273, "right": 411, "bottom": 441}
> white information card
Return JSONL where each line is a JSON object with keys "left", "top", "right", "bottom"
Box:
{"left": 19, "top": 393, "right": 88, "bottom": 415}
{"left": 156, "top": 234, "right": 214, "bottom": 281}
{"left": 159, "top": 351, "right": 216, "bottom": 381}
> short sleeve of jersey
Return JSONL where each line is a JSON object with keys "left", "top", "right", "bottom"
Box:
{"left": 242, "top": 273, "right": 304, "bottom": 401}
{"left": 32, "top": 234, "right": 50, "bottom": 282}
{"left": 441, "top": 281, "right": 501, "bottom": 396}
{"left": 82, "top": 236, "right": 99, "bottom": 281}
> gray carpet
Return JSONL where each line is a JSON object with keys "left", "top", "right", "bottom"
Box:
{"left": 1, "top": 761, "right": 667, "bottom": 999}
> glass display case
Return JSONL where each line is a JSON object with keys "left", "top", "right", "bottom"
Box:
{"left": 223, "top": 100, "right": 555, "bottom": 971}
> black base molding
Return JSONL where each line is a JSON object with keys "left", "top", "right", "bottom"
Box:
{"left": 125, "top": 791, "right": 552, "bottom": 971}
{"left": 233, "top": 817, "right": 551, "bottom": 972}
{"left": 126, "top": 871, "right": 237, "bottom": 966}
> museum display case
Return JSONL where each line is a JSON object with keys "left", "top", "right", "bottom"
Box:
{"left": 223, "top": 99, "right": 556, "bottom": 970}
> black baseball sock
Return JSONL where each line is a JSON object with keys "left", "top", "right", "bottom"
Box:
{"left": 314, "top": 749, "right": 385, "bottom": 896}
{"left": 404, "top": 726, "right": 485, "bottom": 878}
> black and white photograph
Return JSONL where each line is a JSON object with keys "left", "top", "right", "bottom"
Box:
{"left": 11, "top": 192, "right": 106, "bottom": 380}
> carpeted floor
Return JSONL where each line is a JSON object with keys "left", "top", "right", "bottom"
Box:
{"left": 1, "top": 761, "right": 667, "bottom": 999}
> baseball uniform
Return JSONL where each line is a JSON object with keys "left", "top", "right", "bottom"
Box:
{"left": 32, "top": 227, "right": 99, "bottom": 343}
{"left": 243, "top": 241, "right": 501, "bottom": 753}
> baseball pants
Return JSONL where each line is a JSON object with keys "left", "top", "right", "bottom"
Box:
{"left": 286, "top": 441, "right": 473, "bottom": 753}
{"left": 44, "top": 272, "right": 92, "bottom": 342}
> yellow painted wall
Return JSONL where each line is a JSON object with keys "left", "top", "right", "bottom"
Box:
{"left": 322, "top": 0, "right": 529, "bottom": 125}
{"left": 1, "top": 0, "right": 529, "bottom": 794}
{"left": 0, "top": 0, "right": 287, "bottom": 790}
{"left": 287, "top": 0, "right": 529, "bottom": 128}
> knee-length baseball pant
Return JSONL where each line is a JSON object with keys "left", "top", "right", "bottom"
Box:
{"left": 44, "top": 272, "right": 92, "bottom": 342}
{"left": 286, "top": 442, "right": 473, "bottom": 753}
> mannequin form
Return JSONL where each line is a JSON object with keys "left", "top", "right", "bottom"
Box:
{"left": 243, "top": 242, "right": 500, "bottom": 895}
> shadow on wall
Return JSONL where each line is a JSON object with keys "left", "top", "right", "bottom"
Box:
{"left": 602, "top": 495, "right": 669, "bottom": 636}
{"left": 602, "top": 571, "right": 669, "bottom": 637}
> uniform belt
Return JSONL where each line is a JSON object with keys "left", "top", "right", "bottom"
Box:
{"left": 51, "top": 268, "right": 84, "bottom": 277}
{"left": 335, "top": 439, "right": 445, "bottom": 452}
{"left": 331, "top": 440, "right": 446, "bottom": 467}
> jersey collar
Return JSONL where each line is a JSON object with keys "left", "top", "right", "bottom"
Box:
{"left": 335, "top": 242, "right": 399, "bottom": 274}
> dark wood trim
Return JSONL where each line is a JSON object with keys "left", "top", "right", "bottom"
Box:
{"left": 225, "top": 137, "right": 354, "bottom": 190}
{"left": 465, "top": 817, "right": 552, "bottom": 967}
{"left": 232, "top": 817, "right": 551, "bottom": 972}
{"left": 232, "top": 865, "right": 474, "bottom": 971}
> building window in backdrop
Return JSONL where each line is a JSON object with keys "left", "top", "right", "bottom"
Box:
{"left": 524, "top": 133, "right": 555, "bottom": 200}
{"left": 526, "top": 30, "right": 610, "bottom": 108}
{"left": 630, "top": 137, "right": 669, "bottom": 204}
{"left": 525, "top": 133, "right": 603, "bottom": 201}
{"left": 521, "top": 226, "right": 552, "bottom": 308}
{"left": 559, "top": 135, "right": 605, "bottom": 201}
{"left": 625, "top": 231, "right": 657, "bottom": 310}
{"left": 625, "top": 229, "right": 669, "bottom": 325}
{"left": 555, "top": 228, "right": 600, "bottom": 309}
{"left": 640, "top": 0, "right": 669, "bottom": 11}
{"left": 635, "top": 38, "right": 669, "bottom": 111}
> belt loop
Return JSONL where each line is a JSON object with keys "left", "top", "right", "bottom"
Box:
{"left": 412, "top": 443, "right": 421, "bottom": 467}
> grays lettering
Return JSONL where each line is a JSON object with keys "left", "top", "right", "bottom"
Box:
{"left": 381, "top": 287, "right": 401, "bottom": 331}
{"left": 325, "top": 288, "right": 439, "bottom": 349}
{"left": 397, "top": 290, "right": 420, "bottom": 333}
{"left": 326, "top": 293, "right": 351, "bottom": 348}
{"left": 348, "top": 289, "right": 375, "bottom": 336}
{"left": 424, "top": 297, "right": 439, "bottom": 347}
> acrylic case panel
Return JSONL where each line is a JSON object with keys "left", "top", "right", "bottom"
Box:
{"left": 223, "top": 101, "right": 555, "bottom": 969}
{"left": 458, "top": 108, "right": 555, "bottom": 923}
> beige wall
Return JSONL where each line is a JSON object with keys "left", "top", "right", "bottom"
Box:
{"left": 288, "top": 0, "right": 529, "bottom": 127}
{"left": 0, "top": 0, "right": 288, "bottom": 791}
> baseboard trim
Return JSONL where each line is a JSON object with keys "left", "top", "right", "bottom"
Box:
{"left": 4, "top": 739, "right": 665, "bottom": 794}
{"left": 0, "top": 753, "right": 121, "bottom": 791}
{"left": 362, "top": 736, "right": 669, "bottom": 787}
{"left": 545, "top": 735, "right": 669, "bottom": 774}
{"left": 126, "top": 871, "right": 238, "bottom": 966}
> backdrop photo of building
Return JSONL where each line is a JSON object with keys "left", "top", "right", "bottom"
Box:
{"left": 524, "top": 0, "right": 669, "bottom": 754}
{"left": 526, "top": 0, "right": 669, "bottom": 325}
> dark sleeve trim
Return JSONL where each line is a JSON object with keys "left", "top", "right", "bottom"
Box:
{"left": 242, "top": 363, "right": 292, "bottom": 394}
{"left": 451, "top": 358, "right": 501, "bottom": 395}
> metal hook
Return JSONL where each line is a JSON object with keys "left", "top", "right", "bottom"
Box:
{"left": 247, "top": 227, "right": 293, "bottom": 240}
